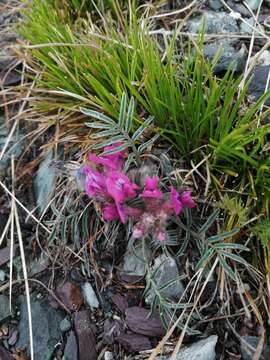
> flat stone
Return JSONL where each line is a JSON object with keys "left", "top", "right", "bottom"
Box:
{"left": 16, "top": 297, "right": 64, "bottom": 360}
{"left": 125, "top": 307, "right": 165, "bottom": 338}
{"left": 117, "top": 332, "right": 152, "bottom": 352}
{"left": 245, "top": 0, "right": 261, "bottom": 10}
{"left": 249, "top": 65, "right": 270, "bottom": 106}
{"left": 56, "top": 281, "right": 84, "bottom": 312}
{"left": 64, "top": 331, "right": 78, "bottom": 360}
{"left": 145, "top": 254, "right": 184, "bottom": 304}
{"left": 209, "top": 0, "right": 223, "bottom": 10}
{"left": 188, "top": 12, "right": 239, "bottom": 34}
{"left": 81, "top": 283, "right": 99, "bottom": 309}
{"left": 240, "top": 18, "right": 255, "bottom": 34}
{"left": 60, "top": 317, "right": 72, "bottom": 332}
{"left": 240, "top": 336, "right": 270, "bottom": 360}
{"left": 0, "top": 295, "right": 11, "bottom": 322}
{"left": 157, "top": 335, "right": 218, "bottom": 360}
{"left": 28, "top": 255, "right": 49, "bottom": 277}
{"left": 203, "top": 41, "right": 246, "bottom": 73}
{"left": 0, "top": 345, "right": 13, "bottom": 360}
{"left": 120, "top": 238, "right": 151, "bottom": 281}
{"left": 74, "top": 310, "right": 97, "bottom": 360}
{"left": 34, "top": 150, "right": 56, "bottom": 215}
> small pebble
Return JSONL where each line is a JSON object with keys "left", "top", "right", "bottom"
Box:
{"left": 60, "top": 317, "right": 72, "bottom": 332}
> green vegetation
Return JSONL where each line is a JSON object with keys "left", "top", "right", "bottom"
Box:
{"left": 17, "top": 0, "right": 270, "bottom": 345}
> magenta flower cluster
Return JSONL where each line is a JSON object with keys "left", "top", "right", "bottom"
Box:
{"left": 82, "top": 143, "right": 195, "bottom": 242}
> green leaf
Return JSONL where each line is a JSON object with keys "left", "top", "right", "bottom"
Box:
{"left": 125, "top": 96, "right": 135, "bottom": 132}
{"left": 208, "top": 228, "right": 240, "bottom": 243}
{"left": 218, "top": 255, "right": 236, "bottom": 281}
{"left": 138, "top": 134, "right": 159, "bottom": 153}
{"left": 81, "top": 108, "right": 115, "bottom": 125}
{"left": 118, "top": 93, "right": 127, "bottom": 128}
{"left": 91, "top": 135, "right": 126, "bottom": 149}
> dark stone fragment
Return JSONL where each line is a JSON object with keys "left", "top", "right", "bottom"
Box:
{"left": 74, "top": 310, "right": 97, "bottom": 360}
{"left": 103, "top": 319, "right": 122, "bottom": 345}
{"left": 125, "top": 307, "right": 165, "bottom": 338}
{"left": 0, "top": 345, "right": 13, "bottom": 360}
{"left": 56, "top": 282, "right": 84, "bottom": 311}
{"left": 249, "top": 65, "right": 270, "bottom": 106}
{"left": 0, "top": 245, "right": 17, "bottom": 266}
{"left": 64, "top": 331, "right": 78, "bottom": 360}
{"left": 16, "top": 297, "right": 64, "bottom": 360}
{"left": 111, "top": 294, "right": 128, "bottom": 314}
{"left": 117, "top": 332, "right": 152, "bottom": 353}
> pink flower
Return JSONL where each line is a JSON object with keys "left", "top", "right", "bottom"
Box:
{"left": 141, "top": 176, "right": 163, "bottom": 199}
{"left": 102, "top": 204, "right": 120, "bottom": 221}
{"left": 169, "top": 186, "right": 183, "bottom": 215}
{"left": 106, "top": 172, "right": 138, "bottom": 204}
{"left": 88, "top": 142, "right": 127, "bottom": 171}
{"left": 154, "top": 229, "right": 167, "bottom": 242}
{"left": 181, "top": 191, "right": 196, "bottom": 208}
{"left": 84, "top": 166, "right": 107, "bottom": 198}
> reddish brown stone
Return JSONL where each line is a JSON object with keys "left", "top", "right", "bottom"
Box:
{"left": 56, "top": 282, "right": 84, "bottom": 311}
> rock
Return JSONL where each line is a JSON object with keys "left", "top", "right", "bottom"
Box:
{"left": 34, "top": 151, "right": 56, "bottom": 214}
{"left": 157, "top": 335, "right": 218, "bottom": 360}
{"left": 28, "top": 255, "right": 49, "bottom": 277}
{"left": 56, "top": 281, "right": 84, "bottom": 311}
{"left": 240, "top": 336, "right": 270, "bottom": 360}
{"left": 188, "top": 12, "right": 239, "bottom": 34}
{"left": 104, "top": 352, "right": 114, "bottom": 360}
{"left": 64, "top": 331, "right": 78, "bottom": 360}
{"left": 240, "top": 18, "right": 254, "bottom": 34}
{"left": 81, "top": 283, "right": 99, "bottom": 309}
{"left": 187, "top": 12, "right": 245, "bottom": 74}
{"left": 227, "top": 0, "right": 251, "bottom": 16}
{"left": 0, "top": 246, "right": 17, "bottom": 266}
{"left": 103, "top": 319, "right": 122, "bottom": 345}
{"left": 74, "top": 310, "right": 97, "bottom": 360}
{"left": 60, "top": 317, "right": 72, "bottom": 332}
{"left": 145, "top": 254, "right": 184, "bottom": 304}
{"left": 120, "top": 238, "right": 151, "bottom": 282}
{"left": 209, "top": 0, "right": 223, "bottom": 10}
{"left": 117, "top": 332, "right": 152, "bottom": 353}
{"left": 8, "top": 328, "right": 18, "bottom": 346}
{"left": 111, "top": 294, "right": 128, "bottom": 314}
{"left": 0, "top": 117, "right": 23, "bottom": 171}
{"left": 0, "top": 345, "right": 13, "bottom": 360}
{"left": 203, "top": 41, "right": 246, "bottom": 73}
{"left": 125, "top": 307, "right": 165, "bottom": 338}
{"left": 245, "top": 0, "right": 261, "bottom": 11}
{"left": 0, "top": 270, "right": 5, "bottom": 282}
{"left": 248, "top": 65, "right": 270, "bottom": 106}
{"left": 16, "top": 297, "right": 64, "bottom": 360}
{"left": 0, "top": 295, "right": 11, "bottom": 322}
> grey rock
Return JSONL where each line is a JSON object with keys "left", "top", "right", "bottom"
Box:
{"left": 104, "top": 352, "right": 114, "bottom": 360}
{"left": 34, "top": 151, "right": 56, "bottom": 214}
{"left": 157, "top": 335, "right": 218, "bottom": 360}
{"left": 240, "top": 18, "right": 254, "bottom": 34}
{"left": 209, "top": 0, "right": 223, "bottom": 10}
{"left": 228, "top": 1, "right": 251, "bottom": 16}
{"left": 120, "top": 238, "right": 151, "bottom": 280}
{"left": 82, "top": 282, "right": 99, "bottom": 309}
{"left": 16, "top": 297, "right": 64, "bottom": 360}
{"left": 0, "top": 270, "right": 6, "bottom": 282}
{"left": 188, "top": 12, "right": 239, "bottom": 34}
{"left": 203, "top": 41, "right": 246, "bottom": 73}
{"left": 245, "top": 0, "right": 261, "bottom": 11}
{"left": 60, "top": 317, "right": 72, "bottom": 332}
{"left": 145, "top": 254, "right": 184, "bottom": 304}
{"left": 240, "top": 336, "right": 270, "bottom": 360}
{"left": 0, "top": 116, "right": 23, "bottom": 170}
{"left": 63, "top": 331, "right": 78, "bottom": 360}
{"left": 28, "top": 255, "right": 49, "bottom": 277}
{"left": 249, "top": 65, "right": 270, "bottom": 106}
{"left": 0, "top": 295, "right": 11, "bottom": 322}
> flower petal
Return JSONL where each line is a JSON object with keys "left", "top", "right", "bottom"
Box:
{"left": 181, "top": 191, "right": 196, "bottom": 208}
{"left": 169, "top": 186, "right": 183, "bottom": 215}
